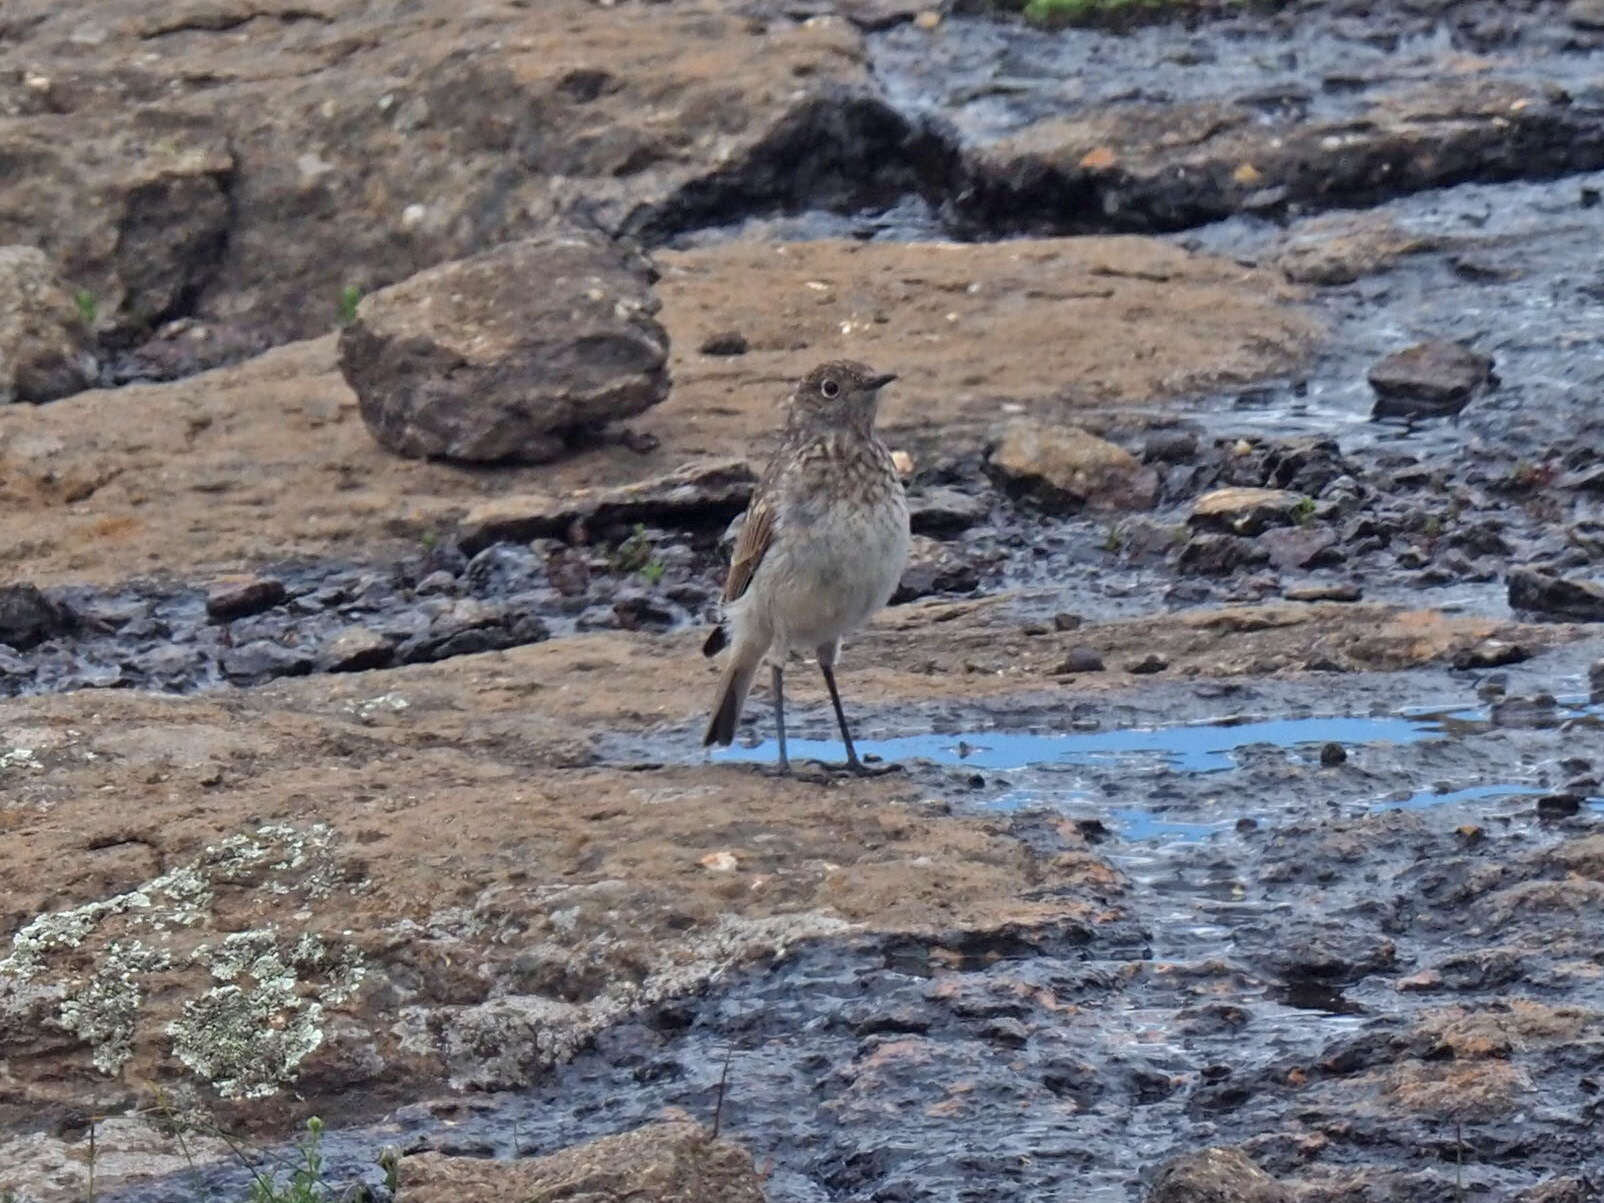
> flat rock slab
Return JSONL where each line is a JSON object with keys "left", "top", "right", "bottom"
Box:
{"left": 961, "top": 77, "right": 1604, "bottom": 236}
{"left": 1508, "top": 568, "right": 1604, "bottom": 622}
{"left": 457, "top": 458, "right": 756, "bottom": 553}
{"left": 397, "top": 1123, "right": 765, "bottom": 1203}
{"left": 0, "top": 235, "right": 1309, "bottom": 589}
{"left": 340, "top": 232, "right": 670, "bottom": 463}
{"left": 1368, "top": 340, "right": 1496, "bottom": 419}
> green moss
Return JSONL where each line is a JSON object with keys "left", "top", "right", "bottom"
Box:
{"left": 1009, "top": 0, "right": 1269, "bottom": 30}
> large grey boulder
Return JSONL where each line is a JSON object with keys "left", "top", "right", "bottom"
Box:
{"left": 338, "top": 231, "right": 670, "bottom": 463}
{"left": 0, "top": 246, "right": 98, "bottom": 404}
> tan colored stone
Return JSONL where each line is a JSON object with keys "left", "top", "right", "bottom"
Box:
{"left": 988, "top": 421, "right": 1158, "bottom": 513}
{"left": 340, "top": 232, "right": 670, "bottom": 464}
{"left": 1146, "top": 1147, "right": 1291, "bottom": 1203}
{"left": 397, "top": 1123, "right": 765, "bottom": 1203}
{"left": 1188, "top": 487, "right": 1307, "bottom": 536}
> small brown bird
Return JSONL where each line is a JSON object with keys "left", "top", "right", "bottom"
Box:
{"left": 702, "top": 360, "right": 910, "bottom": 773}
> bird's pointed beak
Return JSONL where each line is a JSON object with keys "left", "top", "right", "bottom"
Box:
{"left": 865, "top": 372, "right": 898, "bottom": 390}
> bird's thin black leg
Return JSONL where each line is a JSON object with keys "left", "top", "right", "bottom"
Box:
{"left": 772, "top": 663, "right": 790, "bottom": 774}
{"left": 819, "top": 663, "right": 870, "bottom": 774}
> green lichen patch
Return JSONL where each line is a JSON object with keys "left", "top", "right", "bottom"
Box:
{"left": 0, "top": 821, "right": 366, "bottom": 1096}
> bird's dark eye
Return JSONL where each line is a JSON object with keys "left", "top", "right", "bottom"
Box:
{"left": 820, "top": 378, "right": 840, "bottom": 398}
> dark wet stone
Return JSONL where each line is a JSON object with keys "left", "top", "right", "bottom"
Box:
{"left": 1175, "top": 1004, "right": 1250, "bottom": 1036}
{"left": 907, "top": 485, "right": 989, "bottom": 534}
{"left": 1517, "top": 1176, "right": 1598, "bottom": 1203}
{"left": 221, "top": 639, "right": 315, "bottom": 682}
{"left": 1284, "top": 583, "right": 1362, "bottom": 602}
{"left": 1507, "top": 568, "right": 1604, "bottom": 621}
{"left": 1567, "top": 0, "right": 1604, "bottom": 29}
{"left": 1434, "top": 948, "right": 1525, "bottom": 990}
{"left": 1251, "top": 920, "right": 1395, "bottom": 983}
{"left": 1491, "top": 693, "right": 1559, "bottom": 726}
{"left": 0, "top": 584, "right": 76, "bottom": 651}
{"left": 415, "top": 570, "right": 458, "bottom": 596}
{"left": 320, "top": 626, "right": 394, "bottom": 673}
{"left": 1126, "top": 654, "right": 1168, "bottom": 675}
{"left": 1039, "top": 1056, "right": 1103, "bottom": 1108}
{"left": 1258, "top": 525, "right": 1341, "bottom": 572}
{"left": 1536, "top": 793, "right": 1584, "bottom": 820}
{"left": 205, "top": 574, "right": 287, "bottom": 621}
{"left": 1590, "top": 657, "right": 1604, "bottom": 699}
{"left": 1448, "top": 521, "right": 1512, "bottom": 558}
{"left": 1053, "top": 613, "right": 1083, "bottom": 632}
{"left": 612, "top": 591, "right": 676, "bottom": 632}
{"left": 984, "top": 1017, "right": 1030, "bottom": 1047}
{"left": 546, "top": 548, "right": 592, "bottom": 598}
{"left": 1260, "top": 438, "right": 1354, "bottom": 496}
{"left": 1147, "top": 1147, "right": 1291, "bottom": 1203}
{"left": 1059, "top": 647, "right": 1105, "bottom": 674}
{"left": 1143, "top": 429, "right": 1198, "bottom": 464}
{"left": 1452, "top": 639, "right": 1530, "bottom": 670}
{"left": 397, "top": 601, "right": 549, "bottom": 664}
{"left": 465, "top": 544, "right": 538, "bottom": 595}
{"left": 1319, "top": 742, "right": 1347, "bottom": 767}
{"left": 1557, "top": 465, "right": 1604, "bottom": 493}
{"left": 1368, "top": 340, "right": 1495, "bottom": 419}
{"left": 892, "top": 536, "right": 982, "bottom": 603}
{"left": 698, "top": 329, "right": 748, "bottom": 356}
{"left": 846, "top": 1004, "right": 932, "bottom": 1037}
{"left": 1178, "top": 534, "right": 1270, "bottom": 577}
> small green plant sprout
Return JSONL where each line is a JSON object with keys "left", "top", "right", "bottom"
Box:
{"left": 74, "top": 288, "right": 98, "bottom": 326}
{"left": 377, "top": 1145, "right": 402, "bottom": 1194}
{"left": 640, "top": 557, "right": 666, "bottom": 586}
{"left": 335, "top": 285, "right": 362, "bottom": 327}
{"left": 1022, "top": 0, "right": 1172, "bottom": 28}
{"left": 1291, "top": 496, "right": 1317, "bottom": 525}
{"left": 610, "top": 524, "right": 653, "bottom": 575}
{"left": 247, "top": 1116, "right": 332, "bottom": 1203}
{"left": 1100, "top": 524, "right": 1126, "bottom": 552}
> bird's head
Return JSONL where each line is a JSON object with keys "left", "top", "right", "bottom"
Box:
{"left": 787, "top": 360, "right": 898, "bottom": 431}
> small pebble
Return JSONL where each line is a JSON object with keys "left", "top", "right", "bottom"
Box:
{"left": 1059, "top": 647, "right": 1104, "bottom": 674}
{"left": 698, "top": 330, "right": 748, "bottom": 356}
{"left": 1319, "top": 742, "right": 1346, "bottom": 767}
{"left": 1536, "top": 794, "right": 1583, "bottom": 820}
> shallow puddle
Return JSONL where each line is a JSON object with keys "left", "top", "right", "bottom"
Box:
{"left": 712, "top": 693, "right": 1604, "bottom": 840}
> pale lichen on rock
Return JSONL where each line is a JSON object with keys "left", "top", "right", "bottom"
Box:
{"left": 0, "top": 820, "right": 366, "bottom": 1094}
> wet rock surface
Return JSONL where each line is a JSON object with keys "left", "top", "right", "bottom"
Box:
{"left": 4, "top": 0, "right": 1604, "bottom": 1200}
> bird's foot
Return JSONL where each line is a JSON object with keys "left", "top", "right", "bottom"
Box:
{"left": 804, "top": 755, "right": 900, "bottom": 778}
{"left": 843, "top": 759, "right": 901, "bottom": 777}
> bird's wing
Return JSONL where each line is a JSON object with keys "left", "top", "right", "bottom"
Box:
{"left": 722, "top": 487, "right": 775, "bottom": 604}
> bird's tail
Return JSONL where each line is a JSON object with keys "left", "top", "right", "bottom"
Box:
{"left": 703, "top": 646, "right": 761, "bottom": 747}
